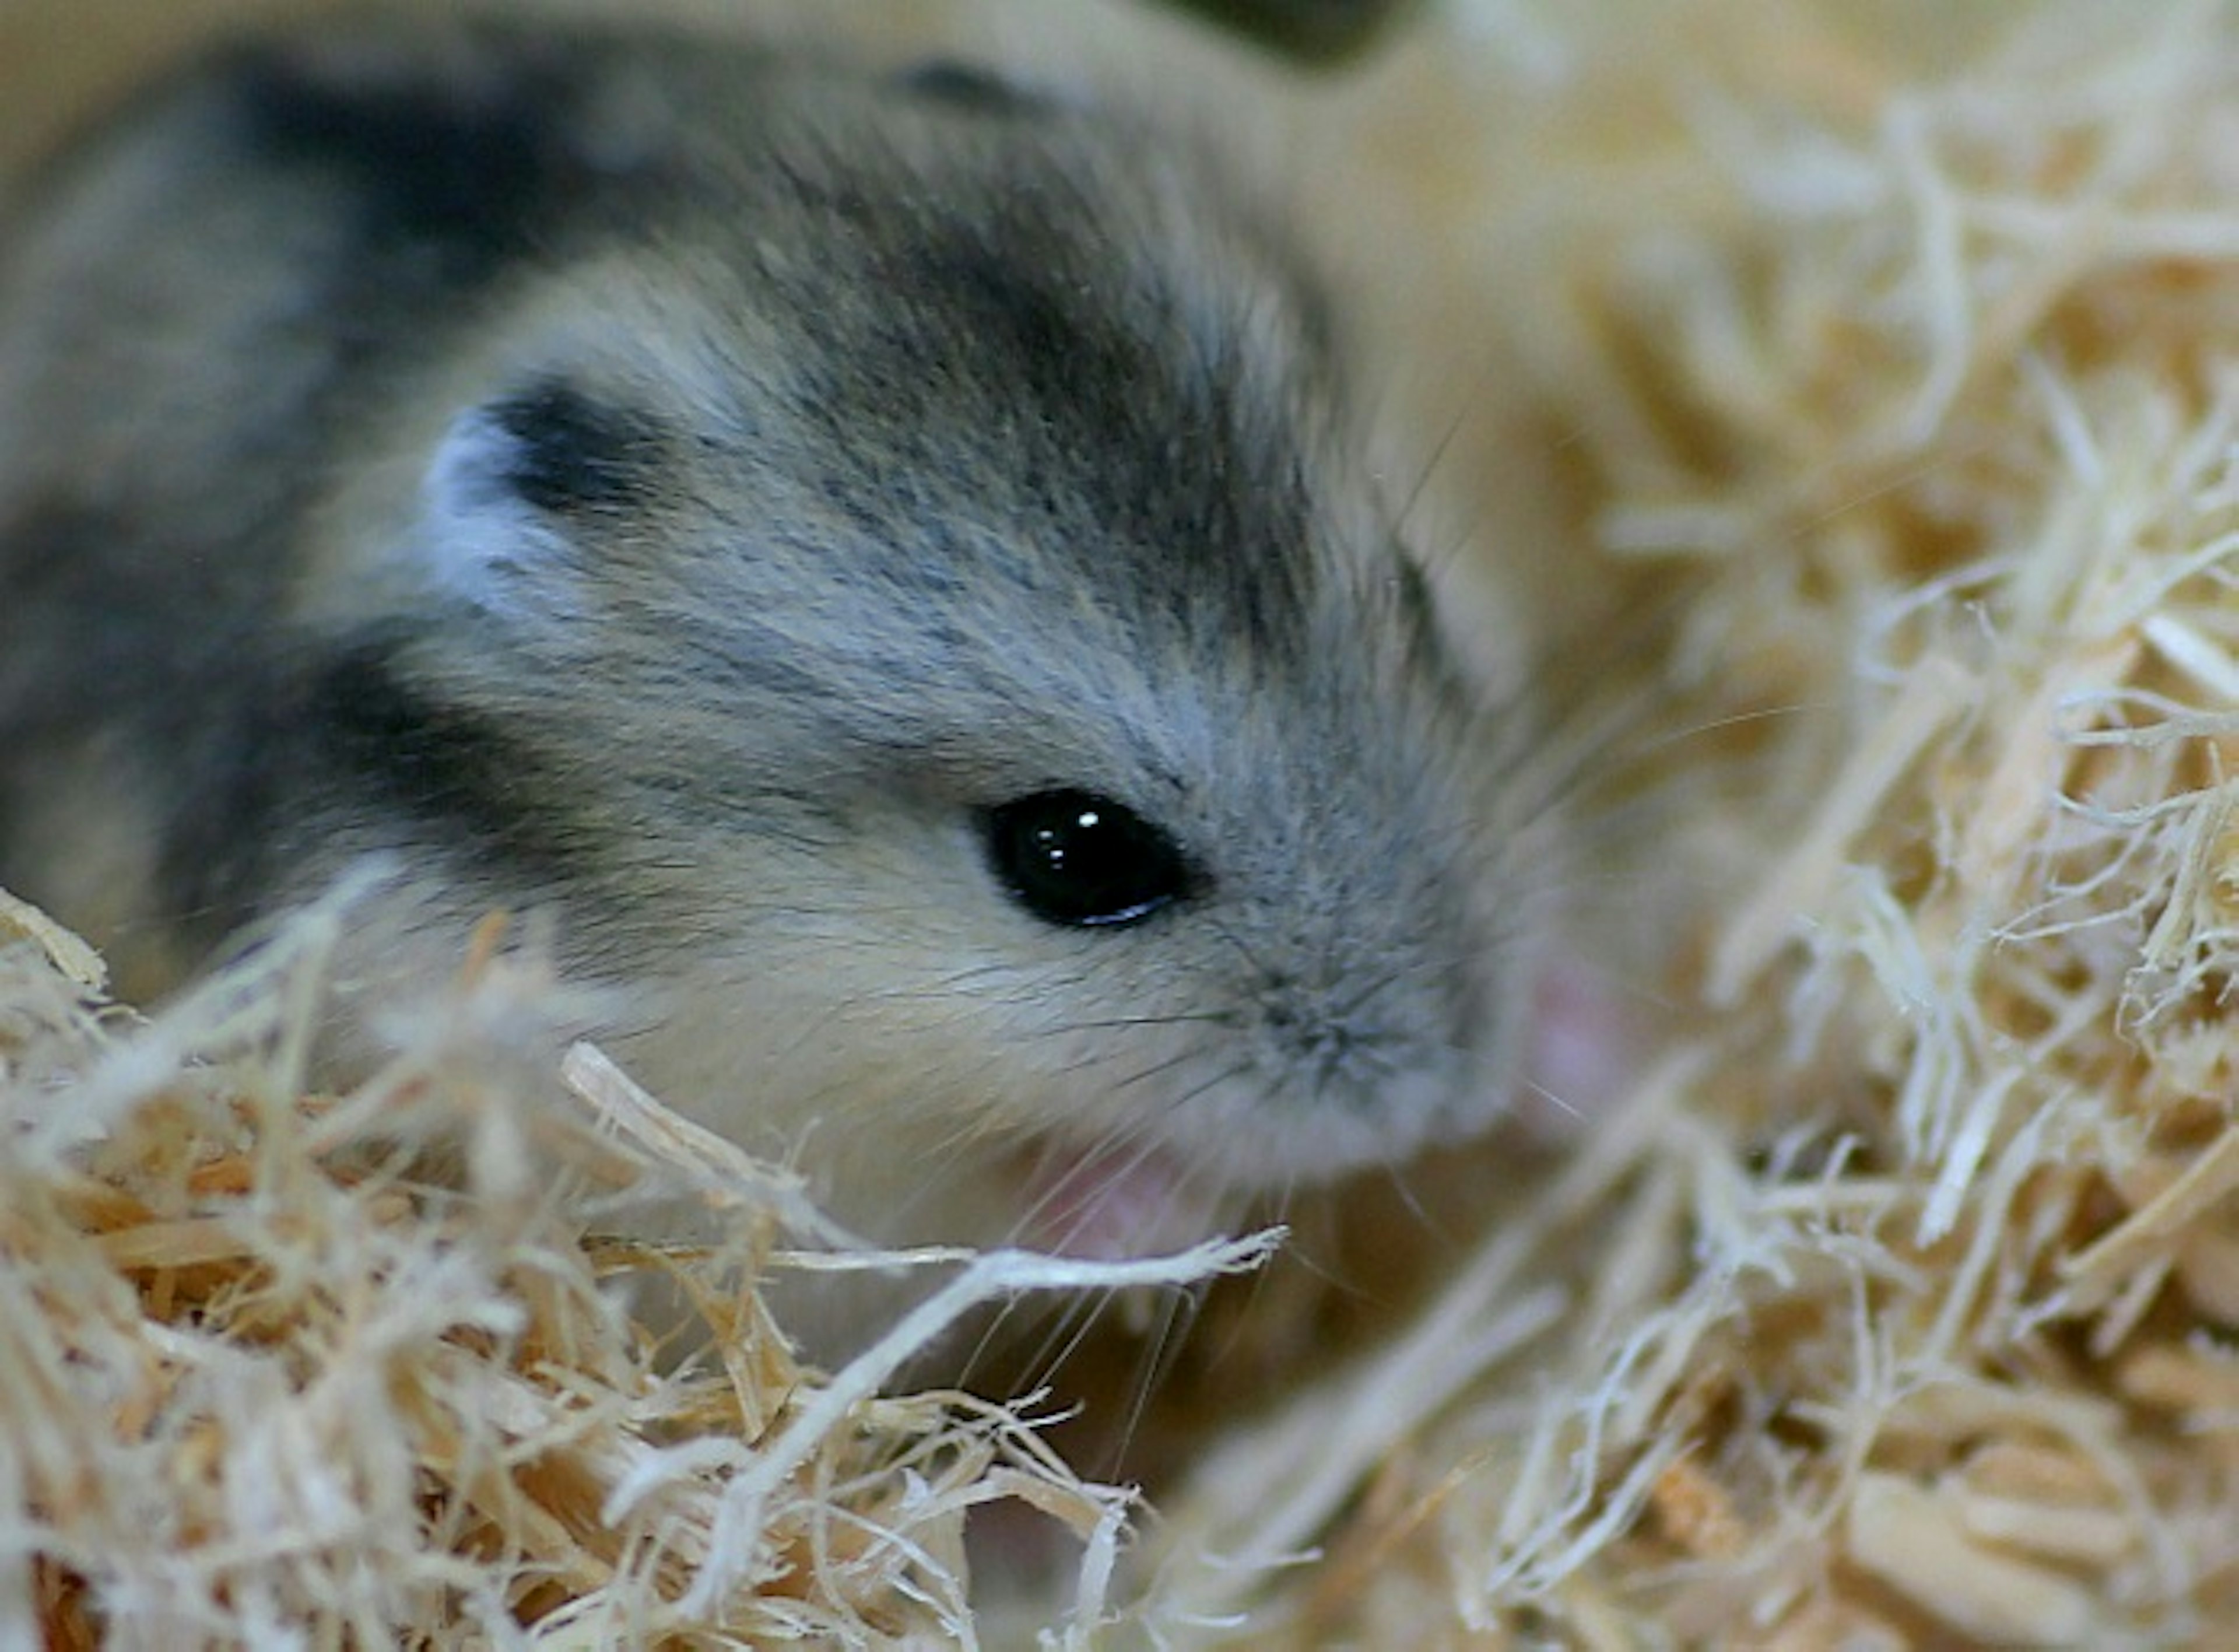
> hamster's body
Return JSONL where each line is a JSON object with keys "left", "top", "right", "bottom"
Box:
{"left": 0, "top": 17, "right": 1553, "bottom": 1265}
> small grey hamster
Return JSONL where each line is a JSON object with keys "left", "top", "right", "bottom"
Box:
{"left": 0, "top": 15, "right": 1558, "bottom": 1265}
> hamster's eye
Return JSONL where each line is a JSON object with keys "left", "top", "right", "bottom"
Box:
{"left": 982, "top": 790, "right": 1192, "bottom": 928}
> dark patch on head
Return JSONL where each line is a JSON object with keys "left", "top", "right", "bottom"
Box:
{"left": 892, "top": 59, "right": 1051, "bottom": 118}
{"left": 220, "top": 31, "right": 595, "bottom": 286}
{"left": 307, "top": 639, "right": 584, "bottom": 887}
{"left": 486, "top": 381, "right": 667, "bottom": 515}
{"left": 860, "top": 213, "right": 1328, "bottom": 667}
{"left": 902, "top": 237, "right": 1097, "bottom": 471}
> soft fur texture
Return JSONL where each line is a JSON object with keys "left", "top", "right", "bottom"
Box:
{"left": 0, "top": 16, "right": 1553, "bottom": 1300}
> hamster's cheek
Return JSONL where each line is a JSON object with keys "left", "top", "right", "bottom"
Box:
{"left": 594, "top": 921, "right": 1111, "bottom": 1244}
{"left": 590, "top": 827, "right": 1269, "bottom": 1255}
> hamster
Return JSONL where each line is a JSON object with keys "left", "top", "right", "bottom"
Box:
{"left": 0, "top": 15, "right": 1560, "bottom": 1271}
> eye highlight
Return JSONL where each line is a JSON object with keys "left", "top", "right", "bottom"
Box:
{"left": 982, "top": 789, "right": 1193, "bottom": 928}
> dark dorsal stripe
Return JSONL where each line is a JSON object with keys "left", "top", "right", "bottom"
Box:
{"left": 223, "top": 31, "right": 596, "bottom": 285}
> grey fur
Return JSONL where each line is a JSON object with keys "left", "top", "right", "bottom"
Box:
{"left": 0, "top": 16, "right": 1550, "bottom": 1253}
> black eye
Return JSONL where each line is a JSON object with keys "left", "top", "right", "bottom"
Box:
{"left": 982, "top": 789, "right": 1194, "bottom": 928}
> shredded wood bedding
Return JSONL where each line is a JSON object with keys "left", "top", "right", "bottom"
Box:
{"left": 1, "top": 881, "right": 1283, "bottom": 1644}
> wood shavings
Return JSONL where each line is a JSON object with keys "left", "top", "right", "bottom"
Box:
{"left": 0, "top": 885, "right": 1262, "bottom": 1645}
{"left": 1846, "top": 1471, "right": 2097, "bottom": 1644}
{"left": 0, "top": 887, "right": 104, "bottom": 996}
{"left": 1132, "top": 0, "right": 2239, "bottom": 1643}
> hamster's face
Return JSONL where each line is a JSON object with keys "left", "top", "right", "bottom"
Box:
{"left": 320, "top": 94, "right": 1549, "bottom": 1251}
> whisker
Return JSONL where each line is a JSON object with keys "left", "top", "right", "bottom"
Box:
{"left": 1519, "top": 1076, "right": 1588, "bottom": 1123}
{"left": 1377, "top": 1157, "right": 1444, "bottom": 1239}
{"left": 1392, "top": 389, "right": 1483, "bottom": 548}
{"left": 1108, "top": 1043, "right": 1223, "bottom": 1099}
{"left": 1016, "top": 1288, "right": 1116, "bottom": 1399}
{"left": 1097, "top": 1284, "right": 1200, "bottom": 1480}
{"left": 1016, "top": 1009, "right": 1238, "bottom": 1039}
{"left": 1201, "top": 913, "right": 1277, "bottom": 980}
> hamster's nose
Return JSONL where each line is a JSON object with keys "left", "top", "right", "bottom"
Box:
{"left": 1250, "top": 965, "right": 1435, "bottom": 1097}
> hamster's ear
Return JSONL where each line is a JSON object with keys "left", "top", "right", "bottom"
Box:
{"left": 415, "top": 378, "right": 663, "bottom": 608}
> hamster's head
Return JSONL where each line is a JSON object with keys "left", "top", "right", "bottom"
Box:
{"left": 305, "top": 81, "right": 1556, "bottom": 1253}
